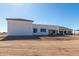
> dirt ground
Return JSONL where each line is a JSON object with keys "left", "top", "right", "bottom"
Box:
{"left": 0, "top": 35, "right": 79, "bottom": 56}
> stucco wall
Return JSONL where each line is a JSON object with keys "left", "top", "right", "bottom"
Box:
{"left": 33, "top": 24, "right": 59, "bottom": 35}
{"left": 7, "top": 20, "right": 33, "bottom": 36}
{"left": 7, "top": 19, "right": 72, "bottom": 36}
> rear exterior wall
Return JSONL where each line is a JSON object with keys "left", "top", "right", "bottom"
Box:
{"left": 33, "top": 24, "right": 59, "bottom": 35}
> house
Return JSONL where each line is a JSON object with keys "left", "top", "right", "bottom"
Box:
{"left": 6, "top": 18, "right": 73, "bottom": 36}
{"left": 73, "top": 30, "right": 79, "bottom": 35}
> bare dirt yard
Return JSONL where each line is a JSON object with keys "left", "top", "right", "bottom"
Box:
{"left": 0, "top": 35, "right": 79, "bottom": 56}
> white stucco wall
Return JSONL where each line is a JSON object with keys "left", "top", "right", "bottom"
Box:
{"left": 33, "top": 24, "right": 59, "bottom": 35}
{"left": 7, "top": 20, "right": 33, "bottom": 36}
{"left": 7, "top": 19, "right": 72, "bottom": 36}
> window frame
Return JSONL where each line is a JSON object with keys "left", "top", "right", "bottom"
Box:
{"left": 40, "top": 28, "right": 46, "bottom": 32}
{"left": 33, "top": 28, "right": 37, "bottom": 33}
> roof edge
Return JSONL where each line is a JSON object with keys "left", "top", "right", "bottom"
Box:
{"left": 6, "top": 18, "right": 33, "bottom": 22}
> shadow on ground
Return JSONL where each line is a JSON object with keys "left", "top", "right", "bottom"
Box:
{"left": 1, "top": 35, "right": 71, "bottom": 41}
{"left": 1, "top": 36, "right": 40, "bottom": 41}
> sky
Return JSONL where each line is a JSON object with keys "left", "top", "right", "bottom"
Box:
{"left": 0, "top": 3, "right": 79, "bottom": 32}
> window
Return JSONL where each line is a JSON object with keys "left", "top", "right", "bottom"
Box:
{"left": 40, "top": 29, "right": 46, "bottom": 32}
{"left": 33, "top": 28, "right": 37, "bottom": 33}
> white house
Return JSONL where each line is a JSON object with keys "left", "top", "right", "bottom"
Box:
{"left": 6, "top": 18, "right": 72, "bottom": 36}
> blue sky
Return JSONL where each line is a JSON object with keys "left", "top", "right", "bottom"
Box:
{"left": 0, "top": 3, "right": 79, "bottom": 32}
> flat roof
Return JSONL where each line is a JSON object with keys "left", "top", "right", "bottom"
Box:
{"left": 6, "top": 18, "right": 33, "bottom": 22}
{"left": 59, "top": 26, "right": 72, "bottom": 30}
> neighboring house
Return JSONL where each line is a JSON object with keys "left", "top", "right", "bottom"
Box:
{"left": 73, "top": 30, "right": 79, "bottom": 35}
{"left": 6, "top": 18, "right": 73, "bottom": 36}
